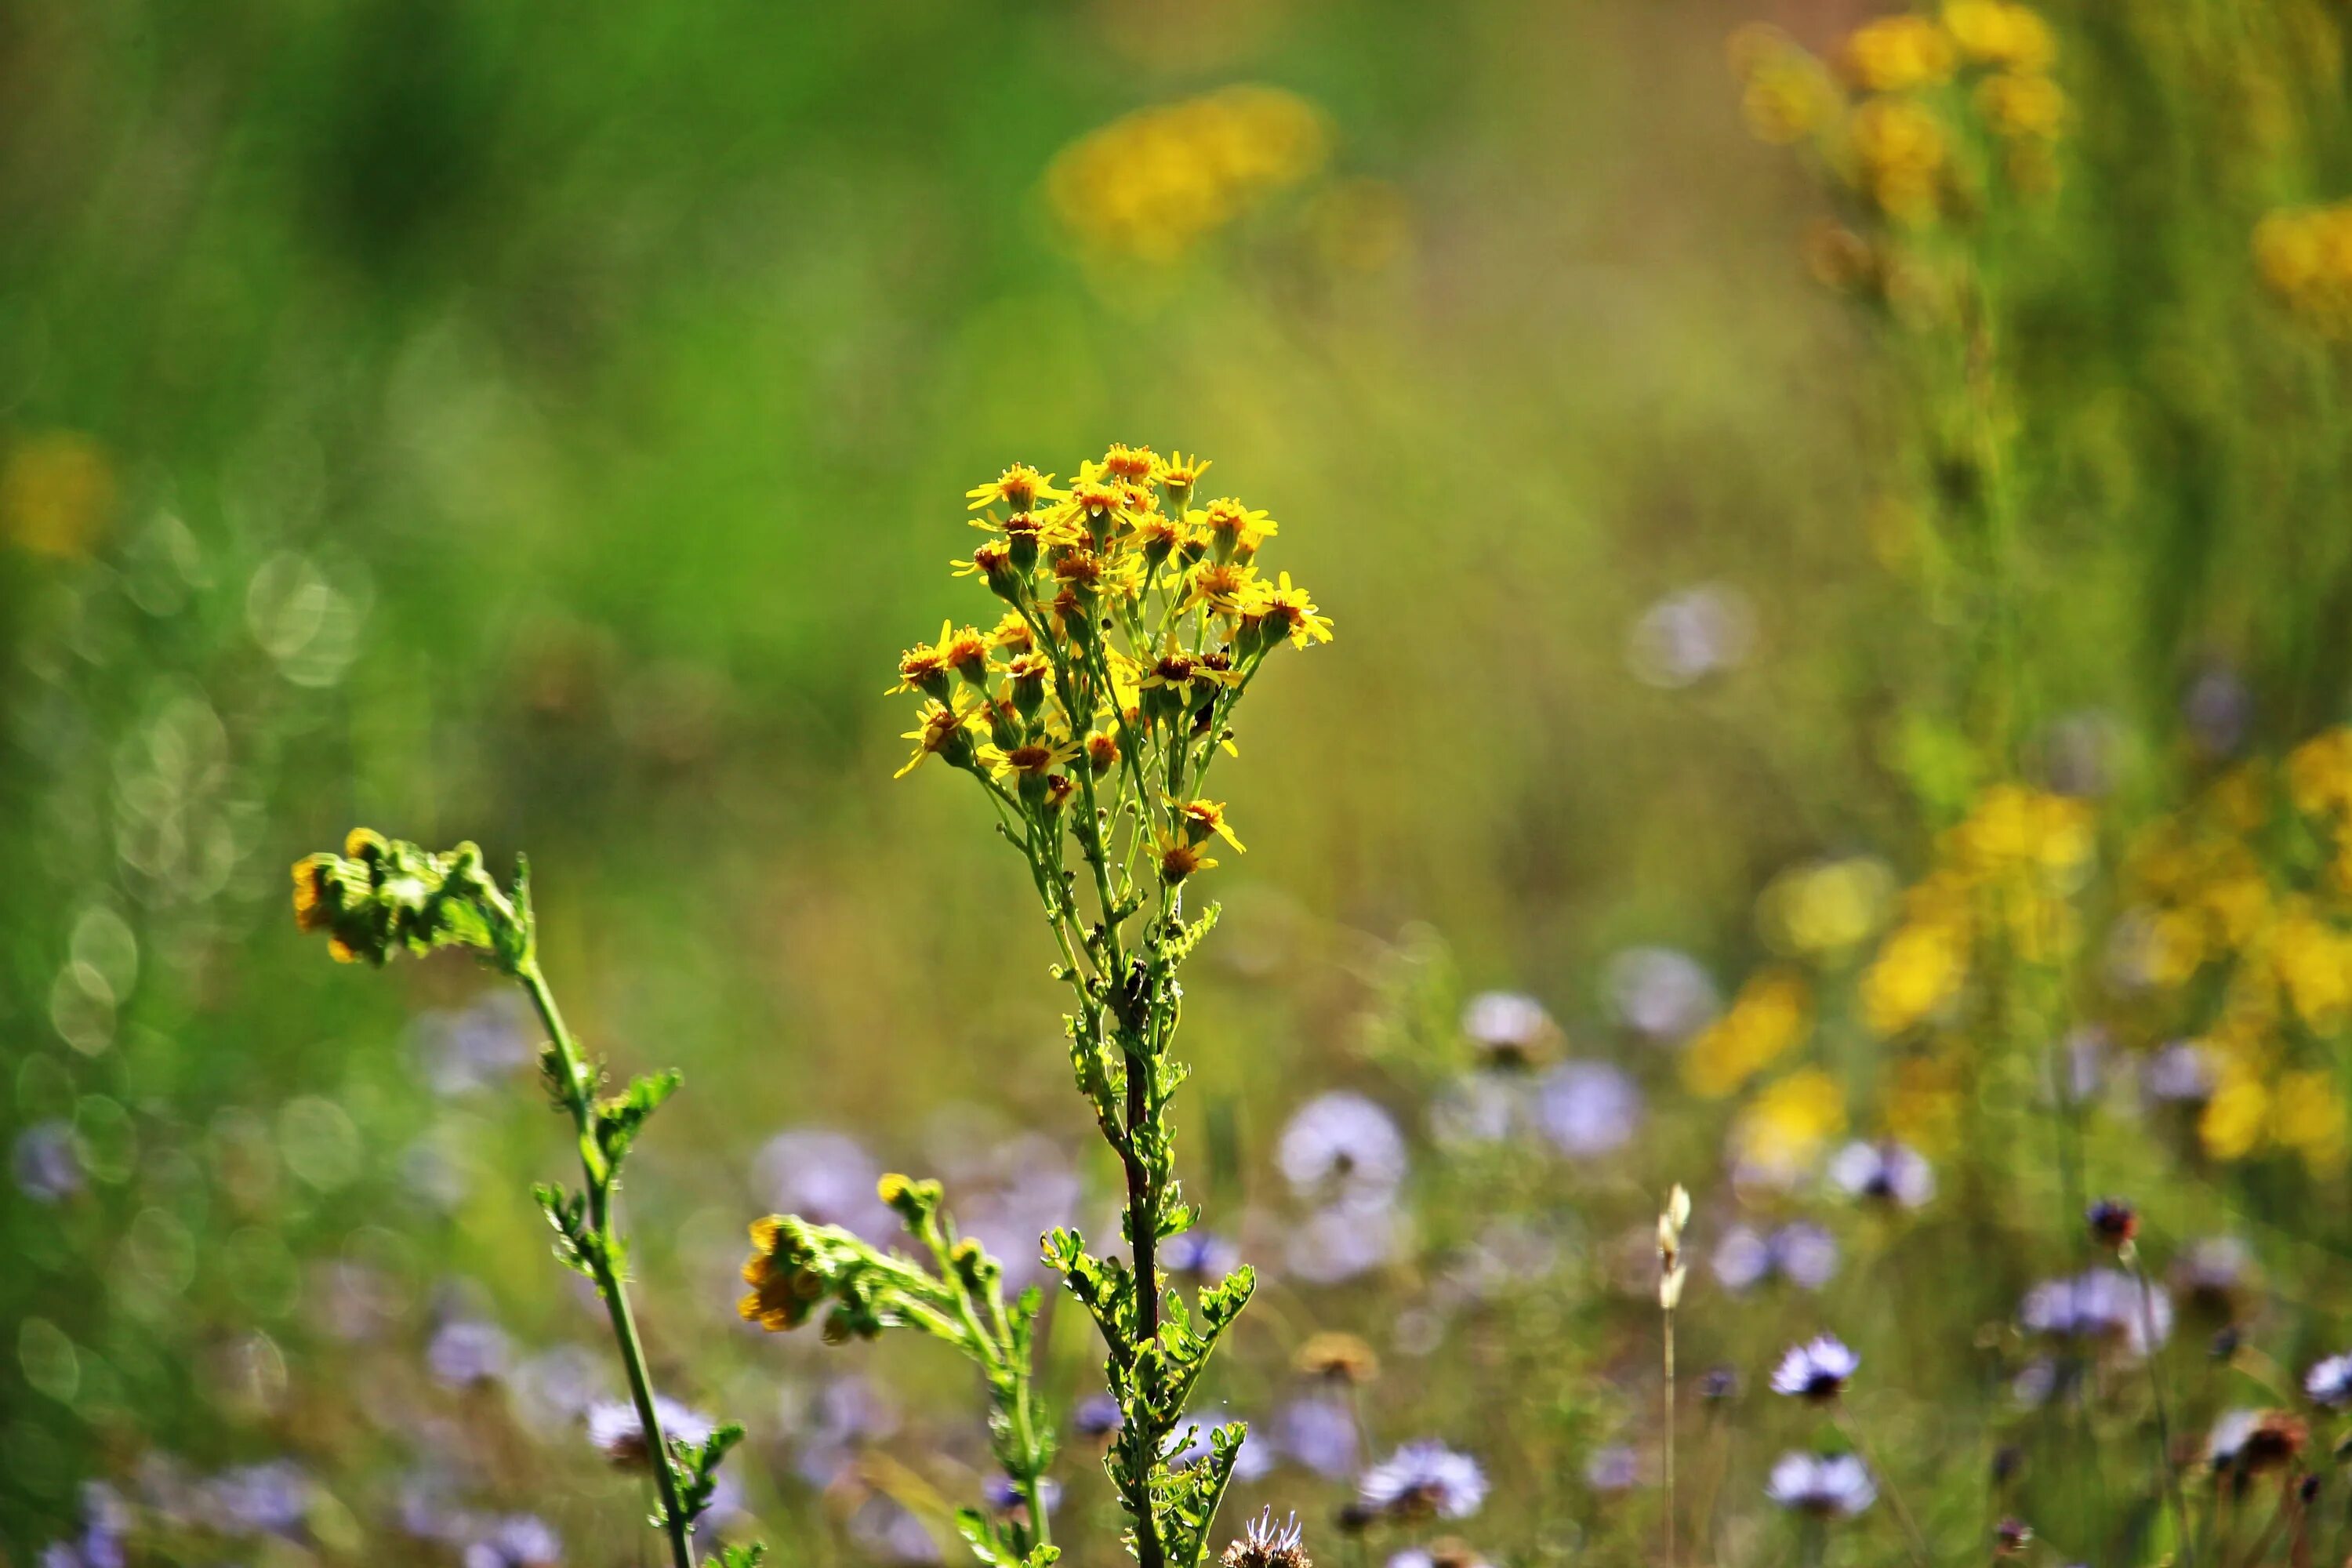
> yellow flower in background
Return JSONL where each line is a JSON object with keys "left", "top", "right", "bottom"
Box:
{"left": 1975, "top": 71, "right": 2067, "bottom": 140}
{"left": 1848, "top": 96, "right": 1948, "bottom": 223}
{"left": 1941, "top": 1, "right": 2056, "bottom": 71}
{"left": 1759, "top": 855, "right": 1897, "bottom": 957}
{"left": 2288, "top": 728, "right": 2352, "bottom": 816}
{"left": 1682, "top": 969, "right": 1810, "bottom": 1097}
{"left": 2256, "top": 202, "right": 2352, "bottom": 337}
{"left": 1860, "top": 915, "right": 1967, "bottom": 1035}
{"left": 1048, "top": 85, "right": 1331, "bottom": 263}
{"left": 2272, "top": 905, "right": 2352, "bottom": 1031}
{"left": 1947, "top": 784, "right": 2094, "bottom": 884}
{"left": 2274, "top": 1070, "right": 2348, "bottom": 1174}
{"left": 2200, "top": 1054, "right": 2270, "bottom": 1162}
{"left": 1, "top": 430, "right": 116, "bottom": 559}
{"left": 1842, "top": 15, "right": 1957, "bottom": 92}
{"left": 1886, "top": 1054, "right": 1962, "bottom": 1154}
{"left": 1727, "top": 27, "right": 1840, "bottom": 145}
{"left": 1732, "top": 1068, "right": 1847, "bottom": 1184}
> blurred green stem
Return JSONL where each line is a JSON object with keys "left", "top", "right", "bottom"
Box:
{"left": 2124, "top": 1245, "right": 2192, "bottom": 1567}
{"left": 519, "top": 958, "right": 698, "bottom": 1568}
{"left": 1834, "top": 1405, "right": 1930, "bottom": 1568}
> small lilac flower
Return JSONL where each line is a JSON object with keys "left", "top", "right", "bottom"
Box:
{"left": 1429, "top": 1074, "right": 1520, "bottom": 1147}
{"left": 2020, "top": 1270, "right": 2172, "bottom": 1359}
{"left": 1074, "top": 1393, "right": 1122, "bottom": 1437}
{"left": 2173, "top": 1236, "right": 2253, "bottom": 1314}
{"left": 1166, "top": 1411, "right": 1274, "bottom": 1481}
{"left": 586, "top": 1396, "right": 714, "bottom": 1470}
{"left": 1585, "top": 1445, "right": 1642, "bottom": 1493}
{"left": 1700, "top": 1367, "right": 1740, "bottom": 1403}
{"left": 511, "top": 1345, "right": 611, "bottom": 1435}
{"left": 1712, "top": 1223, "right": 1838, "bottom": 1293}
{"left": 1163, "top": 1230, "right": 1241, "bottom": 1282}
{"left": 1357, "top": 1439, "right": 1488, "bottom": 1521}
{"left": 426, "top": 1319, "right": 511, "bottom": 1388}
{"left": 1766, "top": 1452, "right": 1875, "bottom": 1517}
{"left": 1827, "top": 1141, "right": 1935, "bottom": 1209}
{"left": 463, "top": 1515, "right": 561, "bottom": 1568}
{"left": 2306, "top": 1354, "right": 2352, "bottom": 1409}
{"left": 1769, "top": 1335, "right": 1859, "bottom": 1400}
{"left": 981, "top": 1475, "right": 1062, "bottom": 1513}
{"left": 1534, "top": 1062, "right": 1642, "bottom": 1159}
{"left": 847, "top": 1496, "right": 939, "bottom": 1565}
{"left": 1287, "top": 1198, "right": 1403, "bottom": 1284}
{"left": 204, "top": 1461, "right": 308, "bottom": 1537}
{"left": 1773, "top": 1222, "right": 1840, "bottom": 1290}
{"left": 1276, "top": 1396, "right": 1359, "bottom": 1479}
{"left": 1388, "top": 1550, "right": 1490, "bottom": 1568}
{"left": 1607, "top": 946, "right": 1720, "bottom": 1044}
{"left": 2185, "top": 667, "right": 2252, "bottom": 757}
{"left": 1628, "top": 583, "right": 1755, "bottom": 688}
{"left": 2141, "top": 1041, "right": 2216, "bottom": 1105}
{"left": 396, "top": 1469, "right": 478, "bottom": 1542}
{"left": 1460, "top": 991, "right": 1555, "bottom": 1068}
{"left": 415, "top": 993, "right": 533, "bottom": 1097}
{"left": 13, "top": 1121, "right": 82, "bottom": 1203}
{"left": 1278, "top": 1092, "right": 1406, "bottom": 1202}
{"left": 2207, "top": 1409, "right": 2262, "bottom": 1469}
{"left": 754, "top": 1128, "right": 893, "bottom": 1240}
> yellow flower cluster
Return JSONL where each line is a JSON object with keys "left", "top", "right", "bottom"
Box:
{"left": 2254, "top": 201, "right": 2352, "bottom": 338}
{"left": 2107, "top": 731, "right": 2352, "bottom": 1173}
{"left": 1682, "top": 969, "right": 1811, "bottom": 1098}
{"left": 896, "top": 447, "right": 1330, "bottom": 889}
{"left": 1730, "top": 3, "right": 2064, "bottom": 265}
{"left": 1730, "top": 1067, "right": 1849, "bottom": 1185}
{"left": 1047, "top": 86, "right": 1330, "bottom": 264}
{"left": 1858, "top": 784, "right": 2094, "bottom": 1036}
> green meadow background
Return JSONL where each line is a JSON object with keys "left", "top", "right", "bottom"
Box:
{"left": 6, "top": 0, "right": 2352, "bottom": 1563}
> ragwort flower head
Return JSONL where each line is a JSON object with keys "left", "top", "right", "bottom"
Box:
{"left": 1357, "top": 1439, "right": 1489, "bottom": 1522}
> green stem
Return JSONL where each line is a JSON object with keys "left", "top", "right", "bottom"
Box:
{"left": 2127, "top": 1246, "right": 2194, "bottom": 1566}
{"left": 519, "top": 960, "right": 697, "bottom": 1568}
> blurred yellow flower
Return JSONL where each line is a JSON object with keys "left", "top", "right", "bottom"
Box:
{"left": 1860, "top": 915, "right": 1967, "bottom": 1035}
{"left": 2200, "top": 1055, "right": 2270, "bottom": 1161}
{"left": 1975, "top": 71, "right": 2067, "bottom": 140}
{"left": 2256, "top": 202, "right": 2352, "bottom": 337}
{"left": 1682, "top": 969, "right": 1810, "bottom": 1097}
{"left": 1842, "top": 15, "right": 1958, "bottom": 93}
{"left": 2274, "top": 1069, "right": 2348, "bottom": 1174}
{"left": 1759, "top": 855, "right": 1897, "bottom": 957}
{"left": 1727, "top": 27, "right": 1840, "bottom": 145}
{"left": 1048, "top": 85, "right": 1331, "bottom": 263}
{"left": 1, "top": 430, "right": 116, "bottom": 559}
{"left": 1732, "top": 1068, "right": 1847, "bottom": 1183}
{"left": 1848, "top": 96, "right": 1947, "bottom": 223}
{"left": 1940, "top": 2, "right": 2056, "bottom": 71}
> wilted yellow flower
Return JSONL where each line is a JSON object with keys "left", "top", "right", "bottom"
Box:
{"left": 1842, "top": 15, "right": 1958, "bottom": 92}
{"left": 1, "top": 430, "right": 115, "bottom": 559}
{"left": 1682, "top": 970, "right": 1810, "bottom": 1097}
